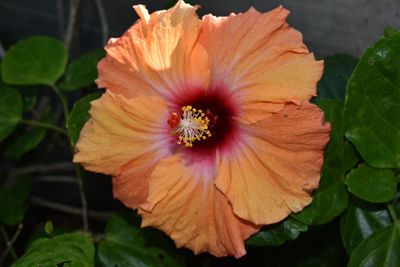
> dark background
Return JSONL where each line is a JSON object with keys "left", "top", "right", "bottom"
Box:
{"left": 1, "top": 0, "right": 400, "bottom": 58}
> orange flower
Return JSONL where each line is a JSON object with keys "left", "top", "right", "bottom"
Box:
{"left": 73, "top": 1, "right": 330, "bottom": 258}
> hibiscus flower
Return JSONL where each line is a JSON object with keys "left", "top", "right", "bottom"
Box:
{"left": 73, "top": 0, "right": 330, "bottom": 258}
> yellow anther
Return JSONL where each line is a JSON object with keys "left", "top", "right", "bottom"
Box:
{"left": 169, "top": 105, "right": 211, "bottom": 147}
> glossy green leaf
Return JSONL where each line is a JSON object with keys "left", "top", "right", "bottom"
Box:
{"left": 2, "top": 36, "right": 67, "bottom": 86}
{"left": 0, "top": 85, "right": 23, "bottom": 141}
{"left": 384, "top": 26, "right": 398, "bottom": 38}
{"left": 97, "top": 215, "right": 184, "bottom": 267}
{"left": 293, "top": 100, "right": 357, "bottom": 225}
{"left": 246, "top": 217, "right": 307, "bottom": 246}
{"left": 67, "top": 92, "right": 103, "bottom": 146}
{"left": 58, "top": 49, "right": 105, "bottom": 91}
{"left": 344, "top": 32, "right": 400, "bottom": 168}
{"left": 5, "top": 127, "right": 47, "bottom": 159}
{"left": 318, "top": 100, "right": 360, "bottom": 176}
{"left": 341, "top": 201, "right": 392, "bottom": 254}
{"left": 12, "top": 232, "right": 94, "bottom": 267}
{"left": 317, "top": 54, "right": 358, "bottom": 101}
{"left": 1, "top": 61, "right": 38, "bottom": 110}
{"left": 348, "top": 222, "right": 400, "bottom": 267}
{"left": 293, "top": 175, "right": 349, "bottom": 225}
{"left": 0, "top": 177, "right": 31, "bottom": 225}
{"left": 345, "top": 164, "right": 397, "bottom": 203}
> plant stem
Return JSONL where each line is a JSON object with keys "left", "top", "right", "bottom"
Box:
{"left": 0, "top": 224, "right": 23, "bottom": 264}
{"left": 64, "top": 0, "right": 82, "bottom": 50}
{"left": 7, "top": 162, "right": 75, "bottom": 177}
{"left": 31, "top": 197, "right": 113, "bottom": 221}
{"left": 51, "top": 85, "right": 69, "bottom": 123}
{"left": 0, "top": 225, "right": 17, "bottom": 260}
{"left": 20, "top": 119, "right": 68, "bottom": 136}
{"left": 0, "top": 40, "right": 5, "bottom": 59}
{"left": 94, "top": 0, "right": 109, "bottom": 45}
{"left": 74, "top": 165, "right": 89, "bottom": 231}
{"left": 50, "top": 85, "right": 89, "bottom": 232}
{"left": 56, "top": 0, "right": 65, "bottom": 38}
{"left": 33, "top": 175, "right": 78, "bottom": 184}
{"left": 387, "top": 204, "right": 398, "bottom": 222}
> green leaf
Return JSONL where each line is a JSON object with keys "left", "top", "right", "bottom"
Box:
{"left": 44, "top": 221, "right": 54, "bottom": 236}
{"left": 5, "top": 127, "right": 47, "bottom": 159}
{"left": 58, "top": 49, "right": 105, "bottom": 91}
{"left": 97, "top": 215, "right": 184, "bottom": 267}
{"left": 2, "top": 36, "right": 67, "bottom": 86}
{"left": 384, "top": 26, "right": 399, "bottom": 38}
{"left": 0, "top": 85, "right": 23, "bottom": 141}
{"left": 318, "top": 100, "right": 360, "bottom": 177}
{"left": 246, "top": 217, "right": 307, "bottom": 246}
{"left": 12, "top": 232, "right": 94, "bottom": 267}
{"left": 317, "top": 54, "right": 358, "bottom": 101}
{"left": 67, "top": 92, "right": 103, "bottom": 146}
{"left": 341, "top": 201, "right": 392, "bottom": 255}
{"left": 345, "top": 164, "right": 397, "bottom": 203}
{"left": 293, "top": 176, "right": 349, "bottom": 225}
{"left": 348, "top": 222, "right": 400, "bottom": 267}
{"left": 0, "top": 177, "right": 31, "bottom": 225}
{"left": 293, "top": 100, "right": 357, "bottom": 225}
{"left": 344, "top": 32, "right": 400, "bottom": 168}
{"left": 1, "top": 60, "right": 38, "bottom": 110}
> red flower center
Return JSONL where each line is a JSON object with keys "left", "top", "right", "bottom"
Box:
{"left": 169, "top": 87, "right": 238, "bottom": 154}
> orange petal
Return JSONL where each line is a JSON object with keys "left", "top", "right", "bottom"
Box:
{"left": 97, "top": 1, "right": 209, "bottom": 99}
{"left": 112, "top": 152, "right": 159, "bottom": 209}
{"left": 215, "top": 103, "right": 330, "bottom": 225}
{"left": 236, "top": 102, "right": 285, "bottom": 124}
{"left": 73, "top": 92, "right": 170, "bottom": 177}
{"left": 139, "top": 155, "right": 260, "bottom": 258}
{"left": 198, "top": 6, "right": 323, "bottom": 120}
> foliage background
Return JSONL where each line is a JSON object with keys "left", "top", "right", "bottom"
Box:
{"left": 0, "top": 1, "right": 399, "bottom": 267}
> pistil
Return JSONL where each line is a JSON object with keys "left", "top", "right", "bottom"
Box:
{"left": 168, "top": 106, "right": 212, "bottom": 147}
